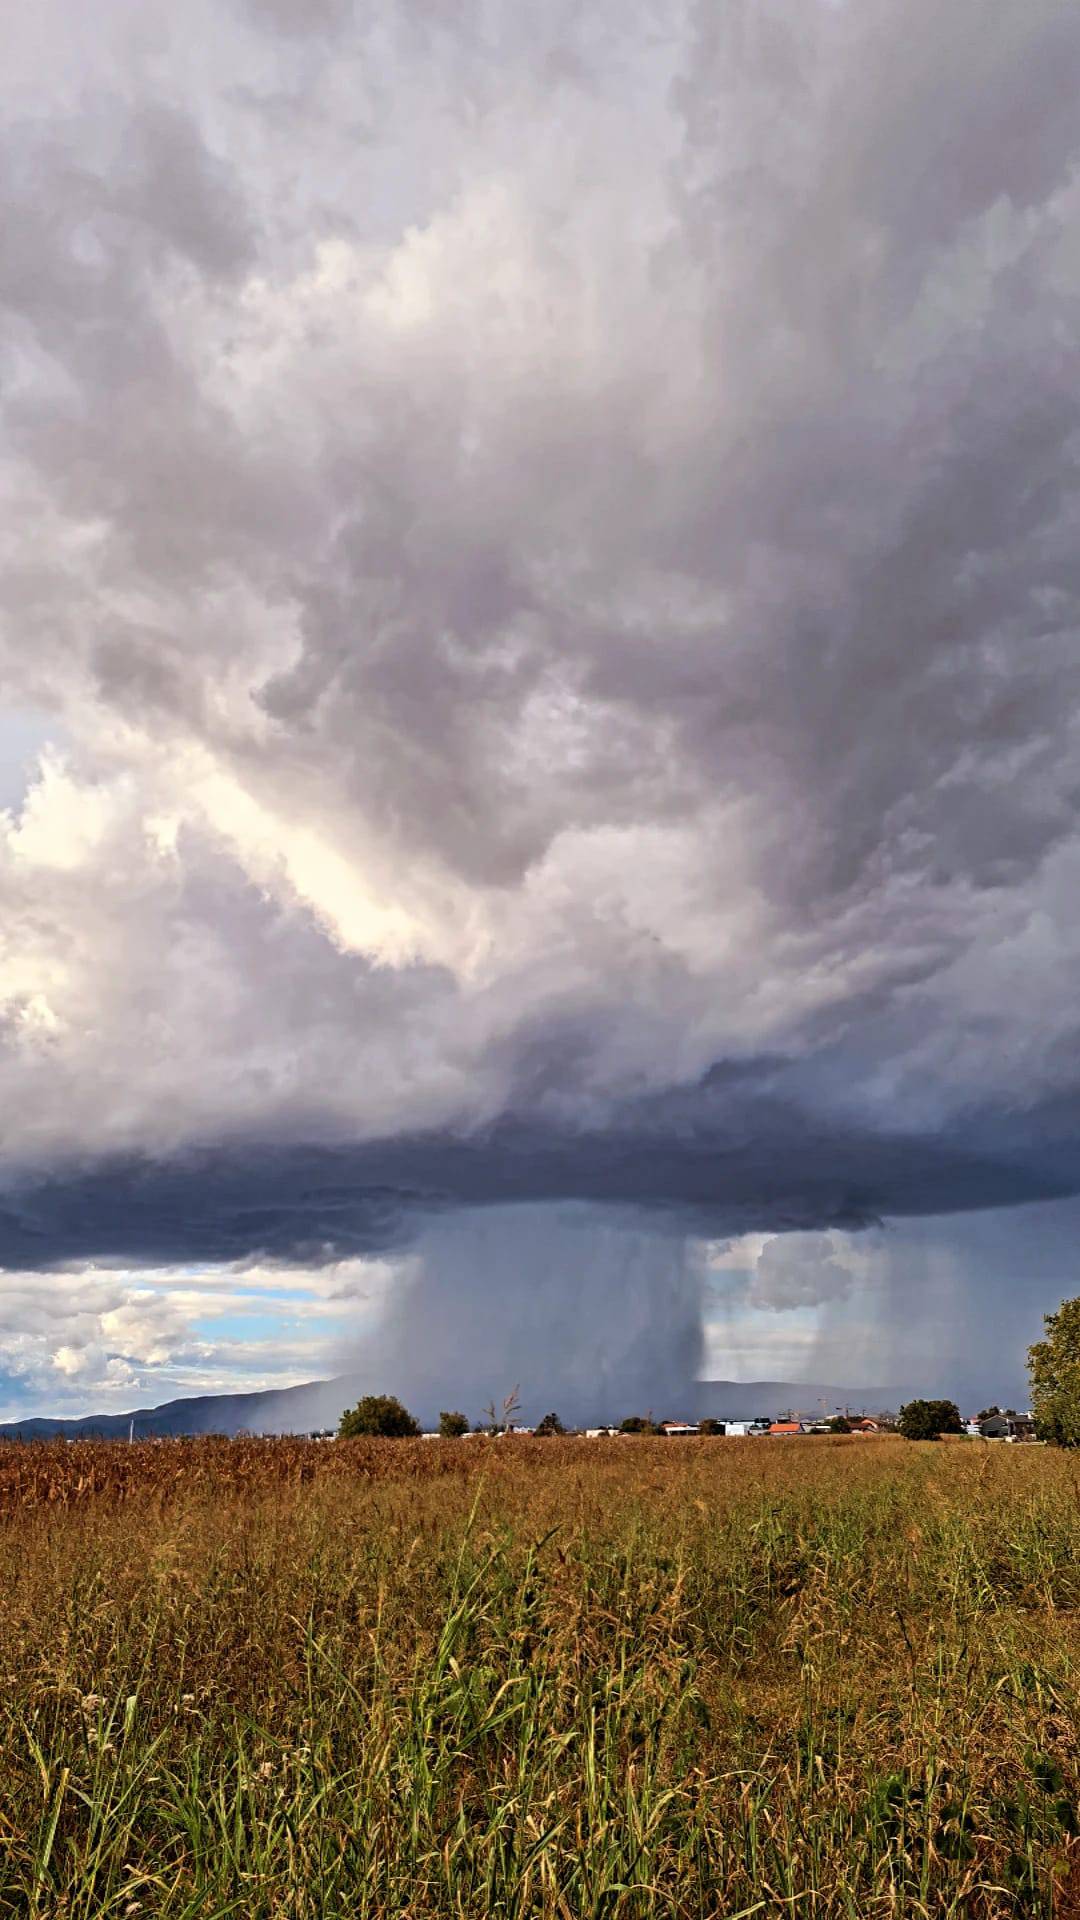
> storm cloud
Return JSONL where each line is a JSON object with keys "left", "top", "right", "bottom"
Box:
{"left": 2, "top": 0, "right": 1080, "bottom": 1407}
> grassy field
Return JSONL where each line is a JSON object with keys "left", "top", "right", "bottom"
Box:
{"left": 1, "top": 1436, "right": 1079, "bottom": 1918}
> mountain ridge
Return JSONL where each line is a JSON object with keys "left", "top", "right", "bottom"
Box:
{"left": 0, "top": 1375, "right": 904, "bottom": 1439}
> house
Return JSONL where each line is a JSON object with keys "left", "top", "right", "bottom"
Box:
{"left": 722, "top": 1419, "right": 770, "bottom": 1436}
{"left": 768, "top": 1420, "right": 804, "bottom": 1436}
{"left": 976, "top": 1411, "right": 1037, "bottom": 1442}
{"left": 848, "top": 1417, "right": 882, "bottom": 1434}
{"left": 659, "top": 1420, "right": 700, "bottom": 1437}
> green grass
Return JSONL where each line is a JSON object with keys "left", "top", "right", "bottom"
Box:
{"left": 1, "top": 1436, "right": 1079, "bottom": 1915}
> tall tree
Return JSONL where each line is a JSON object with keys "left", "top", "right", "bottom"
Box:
{"left": 1029, "top": 1297, "right": 1080, "bottom": 1447}
{"left": 480, "top": 1386, "right": 522, "bottom": 1435}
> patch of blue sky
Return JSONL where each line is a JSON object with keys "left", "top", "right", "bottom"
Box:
{"left": 0, "top": 706, "right": 66, "bottom": 811}
{"left": 0, "top": 1371, "right": 36, "bottom": 1412}
{"left": 188, "top": 1305, "right": 350, "bottom": 1343}
{"left": 224, "top": 1281, "right": 322, "bottom": 1302}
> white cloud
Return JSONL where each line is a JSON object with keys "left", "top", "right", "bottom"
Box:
{"left": 3, "top": 752, "right": 126, "bottom": 873}
{"left": 748, "top": 1233, "right": 859, "bottom": 1314}
{"left": 0, "top": 1255, "right": 404, "bottom": 1420}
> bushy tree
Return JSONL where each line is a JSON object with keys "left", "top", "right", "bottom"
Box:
{"left": 828, "top": 1415, "right": 852, "bottom": 1433}
{"left": 338, "top": 1394, "right": 420, "bottom": 1438}
{"left": 698, "top": 1418, "right": 723, "bottom": 1435}
{"left": 898, "top": 1398, "right": 962, "bottom": 1441}
{"left": 438, "top": 1410, "right": 470, "bottom": 1438}
{"left": 618, "top": 1415, "right": 658, "bottom": 1434}
{"left": 534, "top": 1411, "right": 565, "bottom": 1436}
{"left": 1029, "top": 1297, "right": 1080, "bottom": 1446}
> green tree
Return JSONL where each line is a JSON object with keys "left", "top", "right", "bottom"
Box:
{"left": 438, "top": 1409, "right": 470, "bottom": 1438}
{"left": 1029, "top": 1296, "right": 1080, "bottom": 1446}
{"left": 828, "top": 1415, "right": 852, "bottom": 1433}
{"left": 338, "top": 1394, "right": 420, "bottom": 1438}
{"left": 618, "top": 1415, "right": 658, "bottom": 1434}
{"left": 698, "top": 1418, "right": 723, "bottom": 1435}
{"left": 534, "top": 1411, "right": 565, "bottom": 1435}
{"left": 898, "top": 1398, "right": 962, "bottom": 1441}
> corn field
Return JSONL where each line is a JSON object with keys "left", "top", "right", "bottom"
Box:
{"left": 1, "top": 1436, "right": 1079, "bottom": 1916}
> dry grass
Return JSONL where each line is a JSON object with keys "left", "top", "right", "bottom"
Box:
{"left": 1, "top": 1435, "right": 1079, "bottom": 1916}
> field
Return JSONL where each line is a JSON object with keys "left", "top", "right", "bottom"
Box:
{"left": 1, "top": 1437, "right": 1079, "bottom": 1918}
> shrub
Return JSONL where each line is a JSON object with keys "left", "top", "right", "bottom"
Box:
{"left": 534, "top": 1411, "right": 566, "bottom": 1436}
{"left": 438, "top": 1410, "right": 470, "bottom": 1438}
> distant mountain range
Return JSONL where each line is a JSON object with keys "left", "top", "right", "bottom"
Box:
{"left": 0, "top": 1375, "right": 903, "bottom": 1440}
{"left": 0, "top": 1377, "right": 343, "bottom": 1441}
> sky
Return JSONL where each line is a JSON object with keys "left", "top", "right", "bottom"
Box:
{"left": 2, "top": 0, "right": 1080, "bottom": 1422}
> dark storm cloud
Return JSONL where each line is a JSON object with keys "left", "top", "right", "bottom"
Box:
{"left": 2, "top": 0, "right": 1080, "bottom": 1284}
{"left": 1, "top": 1064, "right": 1074, "bottom": 1272}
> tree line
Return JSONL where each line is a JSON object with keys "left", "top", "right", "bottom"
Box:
{"left": 337, "top": 1293, "right": 1080, "bottom": 1444}
{"left": 337, "top": 1396, "right": 567, "bottom": 1439}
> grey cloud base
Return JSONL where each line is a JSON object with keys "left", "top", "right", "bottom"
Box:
{"left": 2, "top": 1072, "right": 1074, "bottom": 1274}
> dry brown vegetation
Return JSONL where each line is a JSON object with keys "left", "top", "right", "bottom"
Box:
{"left": 1, "top": 1435, "right": 1079, "bottom": 1916}
{"left": 0, "top": 1432, "right": 501, "bottom": 1517}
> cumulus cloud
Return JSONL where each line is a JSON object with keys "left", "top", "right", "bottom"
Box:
{"left": 1, "top": 0, "right": 1080, "bottom": 1394}
{"left": 0, "top": 1254, "right": 399, "bottom": 1419}
{"left": 703, "top": 1197, "right": 1080, "bottom": 1406}
{"left": 747, "top": 1234, "right": 857, "bottom": 1314}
